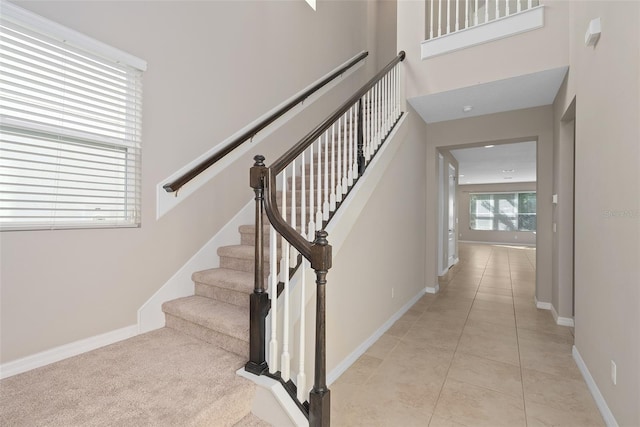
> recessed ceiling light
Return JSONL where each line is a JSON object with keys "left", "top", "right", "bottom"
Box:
{"left": 502, "top": 169, "right": 515, "bottom": 173}
{"left": 463, "top": 105, "right": 473, "bottom": 113}
{"left": 459, "top": 174, "right": 465, "bottom": 177}
{"left": 484, "top": 145, "right": 495, "bottom": 148}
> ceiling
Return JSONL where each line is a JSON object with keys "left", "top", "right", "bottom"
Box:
{"left": 408, "top": 67, "right": 568, "bottom": 124}
{"left": 450, "top": 141, "right": 537, "bottom": 185}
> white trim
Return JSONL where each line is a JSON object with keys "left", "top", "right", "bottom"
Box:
{"left": 550, "top": 304, "right": 575, "bottom": 327}
{"left": 1, "top": 0, "right": 147, "bottom": 70}
{"left": 137, "top": 198, "right": 254, "bottom": 333}
{"left": 421, "top": 6, "right": 545, "bottom": 59}
{"left": 534, "top": 296, "right": 552, "bottom": 310}
{"left": 156, "top": 53, "right": 366, "bottom": 219}
{"left": 0, "top": 324, "right": 137, "bottom": 379}
{"left": 458, "top": 240, "right": 536, "bottom": 247}
{"left": 425, "top": 283, "right": 440, "bottom": 294}
{"left": 572, "top": 346, "right": 619, "bottom": 427}
{"left": 326, "top": 288, "right": 426, "bottom": 386}
{"left": 237, "top": 369, "right": 307, "bottom": 427}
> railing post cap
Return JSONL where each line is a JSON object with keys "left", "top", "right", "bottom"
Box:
{"left": 253, "top": 155, "right": 266, "bottom": 166}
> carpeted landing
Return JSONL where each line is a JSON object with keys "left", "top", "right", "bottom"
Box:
{"left": 0, "top": 328, "right": 270, "bottom": 426}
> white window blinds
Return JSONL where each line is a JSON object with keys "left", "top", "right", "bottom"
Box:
{"left": 0, "top": 2, "right": 146, "bottom": 230}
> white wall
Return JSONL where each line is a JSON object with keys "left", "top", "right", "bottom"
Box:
{"left": 0, "top": 0, "right": 385, "bottom": 364}
{"left": 553, "top": 2, "right": 640, "bottom": 425}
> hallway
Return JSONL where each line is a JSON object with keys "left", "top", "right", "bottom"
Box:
{"left": 332, "top": 243, "right": 604, "bottom": 426}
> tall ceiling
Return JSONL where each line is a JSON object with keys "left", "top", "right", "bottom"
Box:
{"left": 450, "top": 141, "right": 536, "bottom": 185}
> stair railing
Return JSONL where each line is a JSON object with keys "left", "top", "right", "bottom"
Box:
{"left": 426, "top": 0, "right": 540, "bottom": 40}
{"left": 163, "top": 51, "right": 368, "bottom": 194}
{"left": 247, "top": 51, "right": 405, "bottom": 426}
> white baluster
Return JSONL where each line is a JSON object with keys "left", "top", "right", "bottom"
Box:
{"left": 365, "top": 92, "right": 371, "bottom": 161}
{"left": 517, "top": 0, "right": 522, "bottom": 13}
{"left": 308, "top": 144, "right": 315, "bottom": 240}
{"left": 336, "top": 118, "right": 343, "bottom": 203}
{"left": 289, "top": 161, "right": 297, "bottom": 266}
{"left": 465, "top": 0, "right": 469, "bottom": 28}
{"left": 485, "top": 0, "right": 489, "bottom": 23}
{"left": 296, "top": 260, "right": 307, "bottom": 402}
{"left": 438, "top": 0, "right": 442, "bottom": 36}
{"left": 506, "top": 0, "right": 510, "bottom": 15}
{"left": 280, "top": 169, "right": 287, "bottom": 283}
{"left": 268, "top": 224, "right": 278, "bottom": 374}
{"left": 496, "top": 0, "right": 499, "bottom": 19}
{"left": 280, "top": 169, "right": 291, "bottom": 382}
{"left": 315, "top": 138, "right": 323, "bottom": 229}
{"left": 527, "top": 0, "right": 532, "bottom": 10}
{"left": 323, "top": 132, "right": 330, "bottom": 220}
{"left": 430, "top": 0, "right": 434, "bottom": 39}
{"left": 301, "top": 150, "right": 306, "bottom": 241}
{"left": 447, "top": 0, "right": 451, "bottom": 34}
{"left": 348, "top": 107, "right": 354, "bottom": 186}
{"left": 330, "top": 124, "right": 337, "bottom": 211}
{"left": 455, "top": 0, "right": 459, "bottom": 32}
{"left": 475, "top": 0, "right": 478, "bottom": 25}
{"left": 342, "top": 112, "right": 348, "bottom": 196}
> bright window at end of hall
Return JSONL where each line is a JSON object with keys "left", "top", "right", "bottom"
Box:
{"left": 0, "top": 2, "right": 146, "bottom": 231}
{"left": 469, "top": 192, "right": 536, "bottom": 232}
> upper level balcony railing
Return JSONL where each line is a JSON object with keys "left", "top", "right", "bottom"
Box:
{"left": 423, "top": 0, "right": 543, "bottom": 58}
{"left": 427, "top": 0, "right": 541, "bottom": 40}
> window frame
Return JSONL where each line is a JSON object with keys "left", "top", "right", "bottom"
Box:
{"left": 469, "top": 191, "right": 537, "bottom": 232}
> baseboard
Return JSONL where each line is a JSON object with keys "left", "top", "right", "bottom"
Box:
{"left": 137, "top": 198, "right": 254, "bottom": 334}
{"left": 425, "top": 283, "right": 440, "bottom": 294}
{"left": 534, "top": 296, "right": 552, "bottom": 310}
{"left": 550, "top": 304, "right": 574, "bottom": 327}
{"left": 458, "top": 240, "right": 536, "bottom": 247}
{"left": 326, "top": 287, "right": 425, "bottom": 386}
{"left": 572, "top": 346, "right": 619, "bottom": 427}
{"left": 0, "top": 324, "right": 137, "bottom": 380}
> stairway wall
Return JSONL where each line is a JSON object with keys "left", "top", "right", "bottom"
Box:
{"left": 0, "top": 1, "right": 397, "bottom": 366}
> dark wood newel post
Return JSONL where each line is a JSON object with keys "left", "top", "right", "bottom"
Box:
{"left": 245, "top": 155, "right": 269, "bottom": 375}
{"left": 356, "top": 98, "right": 365, "bottom": 175}
{"left": 309, "top": 230, "right": 332, "bottom": 427}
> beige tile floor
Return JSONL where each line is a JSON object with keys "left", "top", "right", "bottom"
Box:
{"left": 331, "top": 243, "right": 604, "bottom": 427}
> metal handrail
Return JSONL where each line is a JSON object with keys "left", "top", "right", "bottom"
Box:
{"left": 162, "top": 51, "right": 369, "bottom": 193}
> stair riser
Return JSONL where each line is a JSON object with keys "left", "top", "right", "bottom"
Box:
{"left": 165, "top": 315, "right": 248, "bottom": 358}
{"left": 195, "top": 283, "right": 250, "bottom": 308}
{"left": 220, "top": 256, "right": 271, "bottom": 275}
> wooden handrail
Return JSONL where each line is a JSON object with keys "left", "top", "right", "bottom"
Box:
{"left": 163, "top": 51, "right": 369, "bottom": 193}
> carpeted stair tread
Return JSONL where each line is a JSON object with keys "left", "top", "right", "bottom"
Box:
{"left": 162, "top": 296, "right": 249, "bottom": 343}
{"left": 233, "top": 413, "right": 272, "bottom": 426}
{"left": 192, "top": 268, "right": 255, "bottom": 294}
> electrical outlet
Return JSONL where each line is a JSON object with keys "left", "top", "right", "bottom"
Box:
{"left": 611, "top": 360, "right": 617, "bottom": 385}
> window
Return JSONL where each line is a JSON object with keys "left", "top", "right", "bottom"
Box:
{"left": 470, "top": 192, "right": 536, "bottom": 231}
{"left": 0, "top": 3, "right": 146, "bottom": 231}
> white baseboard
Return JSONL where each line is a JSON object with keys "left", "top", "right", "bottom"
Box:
{"left": 425, "top": 283, "right": 440, "bottom": 294}
{"left": 550, "top": 304, "right": 575, "bottom": 327}
{"left": 0, "top": 324, "right": 137, "bottom": 380}
{"left": 534, "top": 296, "right": 552, "bottom": 310}
{"left": 458, "top": 240, "right": 536, "bottom": 247}
{"left": 326, "top": 288, "right": 425, "bottom": 386}
{"left": 572, "top": 346, "right": 619, "bottom": 427}
{"left": 137, "top": 198, "right": 253, "bottom": 334}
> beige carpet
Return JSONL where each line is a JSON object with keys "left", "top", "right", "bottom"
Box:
{"left": 0, "top": 328, "right": 269, "bottom": 426}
